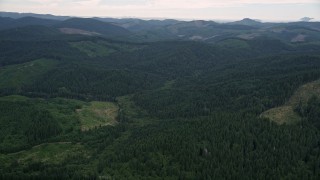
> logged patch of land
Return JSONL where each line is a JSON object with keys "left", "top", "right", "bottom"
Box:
{"left": 70, "top": 41, "right": 116, "bottom": 57}
{"left": 59, "top": 28, "right": 100, "bottom": 36}
{"left": 260, "top": 106, "right": 300, "bottom": 125}
{"left": 291, "top": 34, "right": 306, "bottom": 42}
{"left": 0, "top": 142, "right": 90, "bottom": 169}
{"left": 0, "top": 59, "right": 57, "bottom": 88}
{"left": 288, "top": 80, "right": 320, "bottom": 105}
{"left": 261, "top": 79, "right": 320, "bottom": 124}
{"left": 70, "top": 40, "right": 144, "bottom": 57}
{"left": 77, "top": 101, "right": 119, "bottom": 131}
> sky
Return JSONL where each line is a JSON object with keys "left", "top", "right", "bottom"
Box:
{"left": 0, "top": 0, "right": 319, "bottom": 21}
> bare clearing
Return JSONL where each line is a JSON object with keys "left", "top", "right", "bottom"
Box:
{"left": 261, "top": 79, "right": 320, "bottom": 124}
{"left": 291, "top": 34, "right": 307, "bottom": 42}
{"left": 261, "top": 106, "right": 300, "bottom": 125}
{"left": 77, "top": 101, "right": 119, "bottom": 131}
{"left": 11, "top": 143, "right": 88, "bottom": 165}
{"left": 59, "top": 28, "right": 100, "bottom": 36}
{"left": 237, "top": 33, "right": 260, "bottom": 40}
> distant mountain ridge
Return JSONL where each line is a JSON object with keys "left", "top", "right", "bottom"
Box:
{"left": 0, "top": 16, "right": 60, "bottom": 30}
{"left": 229, "top": 18, "right": 262, "bottom": 27}
{"left": 0, "top": 11, "right": 70, "bottom": 20}
{"left": 54, "top": 18, "right": 130, "bottom": 37}
{"left": 0, "top": 16, "right": 130, "bottom": 38}
{"left": 1, "top": 12, "right": 320, "bottom": 43}
{"left": 0, "top": 25, "right": 63, "bottom": 41}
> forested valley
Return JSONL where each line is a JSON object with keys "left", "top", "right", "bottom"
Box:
{"left": 0, "top": 13, "right": 320, "bottom": 179}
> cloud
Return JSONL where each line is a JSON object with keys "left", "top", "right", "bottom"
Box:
{"left": 87, "top": 0, "right": 320, "bottom": 10}
{"left": 99, "top": 0, "right": 148, "bottom": 6}
{"left": 169, "top": 0, "right": 317, "bottom": 8}
{"left": 0, "top": 0, "right": 319, "bottom": 21}
{"left": 74, "top": 0, "right": 101, "bottom": 6}
{"left": 13, "top": 0, "right": 319, "bottom": 9}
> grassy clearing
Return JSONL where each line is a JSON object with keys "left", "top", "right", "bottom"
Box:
{"left": 70, "top": 41, "right": 116, "bottom": 57}
{"left": 0, "top": 59, "right": 57, "bottom": 88}
{"left": 0, "top": 142, "right": 90, "bottom": 169}
{"left": 261, "top": 80, "right": 320, "bottom": 124}
{"left": 70, "top": 40, "right": 144, "bottom": 57}
{"left": 14, "top": 143, "right": 88, "bottom": 164}
{"left": 288, "top": 80, "right": 320, "bottom": 105}
{"left": 0, "top": 96, "right": 84, "bottom": 153}
{"left": 77, "top": 101, "right": 119, "bottom": 131}
{"left": 261, "top": 106, "right": 300, "bottom": 125}
{"left": 0, "top": 95, "right": 30, "bottom": 101}
{"left": 159, "top": 80, "right": 176, "bottom": 90}
{"left": 0, "top": 95, "right": 120, "bottom": 157}
{"left": 3, "top": 96, "right": 121, "bottom": 132}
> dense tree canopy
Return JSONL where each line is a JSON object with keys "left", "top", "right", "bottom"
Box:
{"left": 0, "top": 20, "right": 320, "bottom": 179}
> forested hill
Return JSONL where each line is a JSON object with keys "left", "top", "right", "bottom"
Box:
{"left": 2, "top": 12, "right": 320, "bottom": 43}
{"left": 54, "top": 18, "right": 131, "bottom": 37}
{"left": 0, "top": 14, "right": 320, "bottom": 179}
{"left": 0, "top": 16, "right": 130, "bottom": 38}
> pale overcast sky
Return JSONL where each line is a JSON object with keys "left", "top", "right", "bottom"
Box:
{"left": 0, "top": 0, "right": 319, "bottom": 21}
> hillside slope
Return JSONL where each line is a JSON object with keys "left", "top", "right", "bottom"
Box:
{"left": 0, "top": 16, "right": 60, "bottom": 30}
{"left": 55, "top": 18, "right": 130, "bottom": 37}
{"left": 1, "top": 16, "right": 320, "bottom": 179}
{"left": 261, "top": 79, "right": 320, "bottom": 124}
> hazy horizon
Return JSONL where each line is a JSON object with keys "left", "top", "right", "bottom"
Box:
{"left": 0, "top": 0, "right": 319, "bottom": 22}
